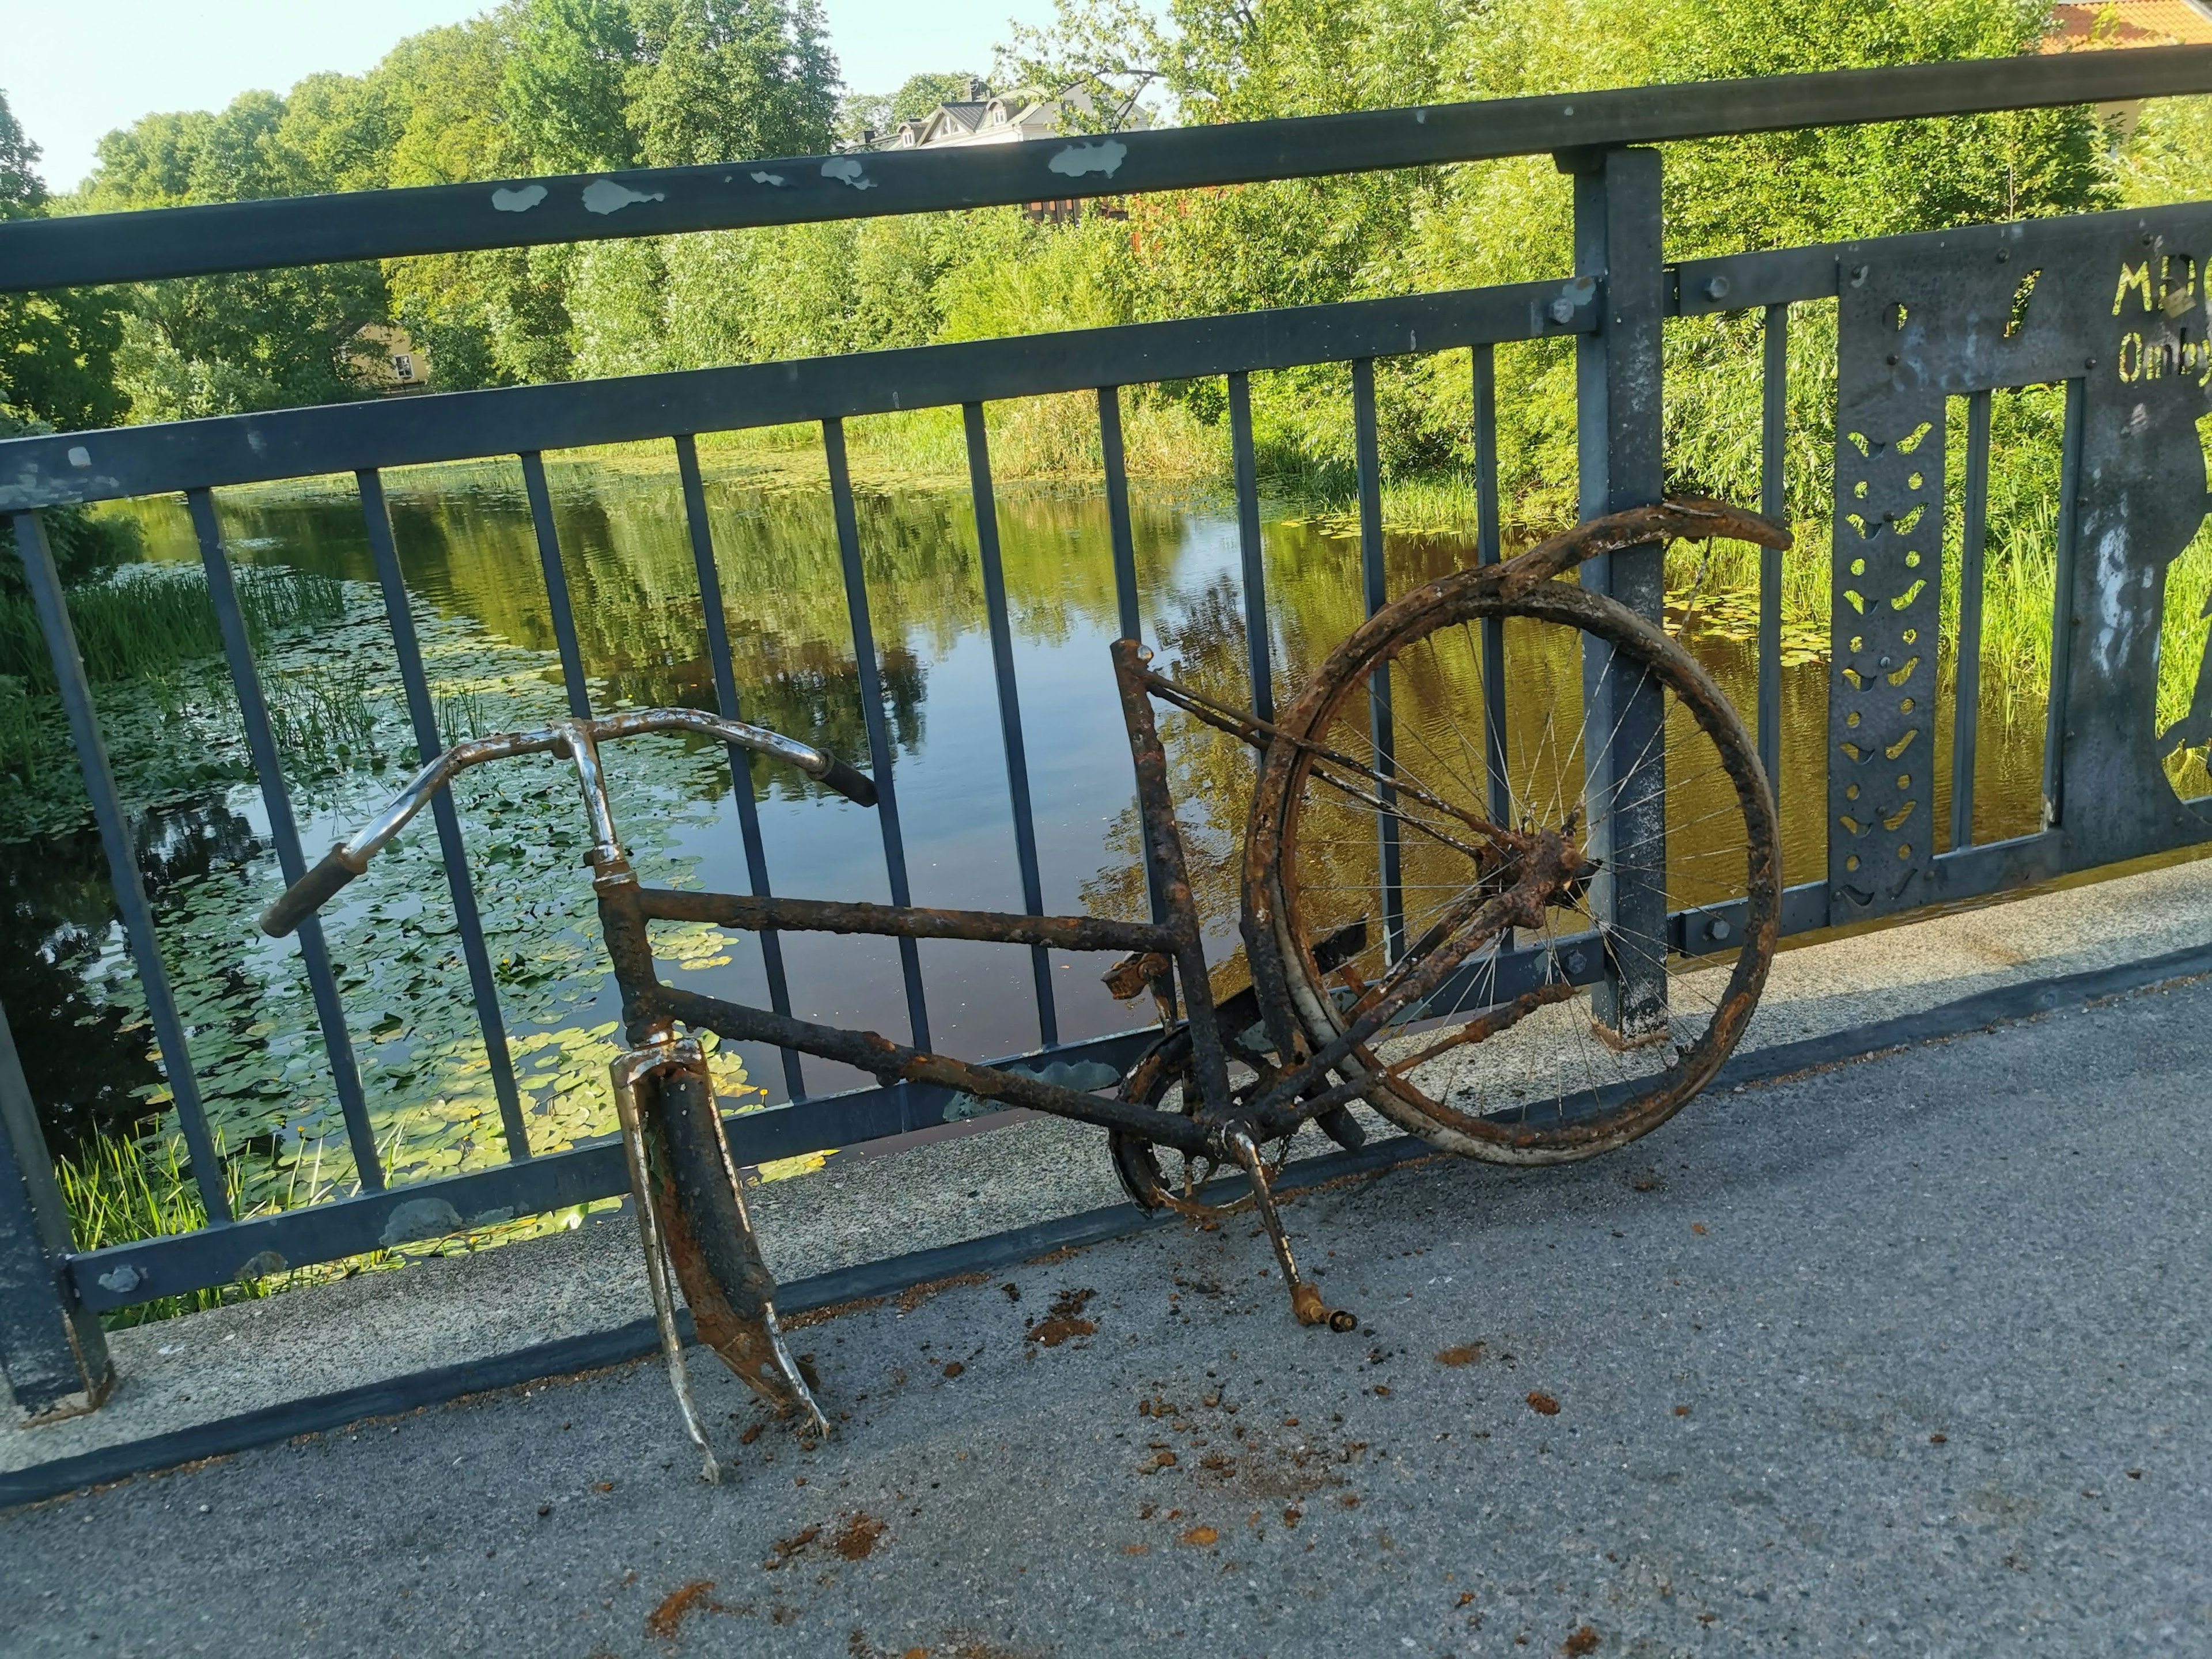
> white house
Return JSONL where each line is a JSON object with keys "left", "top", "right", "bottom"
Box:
{"left": 868, "top": 83, "right": 1147, "bottom": 222}
{"left": 878, "top": 83, "right": 1148, "bottom": 152}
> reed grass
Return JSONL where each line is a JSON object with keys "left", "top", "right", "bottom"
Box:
{"left": 52, "top": 1131, "right": 259, "bottom": 1328}
{"left": 0, "top": 672, "right": 49, "bottom": 789}
{"left": 0, "top": 563, "right": 346, "bottom": 691}
{"left": 265, "top": 661, "right": 384, "bottom": 770}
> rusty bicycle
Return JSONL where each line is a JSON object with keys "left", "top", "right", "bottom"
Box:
{"left": 259, "top": 497, "right": 1788, "bottom": 1479}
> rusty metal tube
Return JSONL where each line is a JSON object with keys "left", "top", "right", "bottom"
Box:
{"left": 637, "top": 888, "right": 1173, "bottom": 956}
{"left": 646, "top": 984, "right": 1216, "bottom": 1153}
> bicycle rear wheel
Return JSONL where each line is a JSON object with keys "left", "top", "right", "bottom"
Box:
{"left": 1244, "top": 574, "right": 1779, "bottom": 1164}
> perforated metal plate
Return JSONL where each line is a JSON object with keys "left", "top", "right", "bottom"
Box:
{"left": 1830, "top": 204, "right": 2212, "bottom": 916}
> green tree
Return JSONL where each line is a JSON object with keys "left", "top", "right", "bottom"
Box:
{"left": 0, "top": 88, "right": 127, "bottom": 431}
{"left": 626, "top": 0, "right": 840, "bottom": 165}
{"left": 78, "top": 92, "right": 387, "bottom": 421}
{"left": 503, "top": 0, "right": 642, "bottom": 171}
{"left": 0, "top": 94, "right": 135, "bottom": 587}
{"left": 374, "top": 17, "right": 551, "bottom": 388}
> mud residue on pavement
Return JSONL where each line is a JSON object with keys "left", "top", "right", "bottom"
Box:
{"left": 836, "top": 1510, "right": 890, "bottom": 1560}
{"left": 645, "top": 1579, "right": 721, "bottom": 1639}
{"left": 1025, "top": 1287, "right": 1097, "bottom": 1346}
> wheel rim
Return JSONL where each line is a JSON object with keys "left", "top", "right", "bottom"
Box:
{"left": 1251, "top": 578, "right": 1779, "bottom": 1163}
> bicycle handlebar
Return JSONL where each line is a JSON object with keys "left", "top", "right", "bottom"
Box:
{"left": 258, "top": 708, "right": 876, "bottom": 937}
{"left": 258, "top": 846, "right": 364, "bottom": 938}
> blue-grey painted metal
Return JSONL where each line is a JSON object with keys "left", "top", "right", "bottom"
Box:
{"left": 0, "top": 994, "right": 110, "bottom": 1420}
{"left": 962, "top": 404, "right": 1059, "bottom": 1050}
{"left": 1099, "top": 387, "right": 1142, "bottom": 641}
{"left": 186, "top": 490, "right": 381, "bottom": 1189}
{"left": 356, "top": 471, "right": 531, "bottom": 1158}
{"left": 0, "top": 286, "right": 1590, "bottom": 515}
{"left": 1759, "top": 304, "right": 1789, "bottom": 806}
{"left": 1570, "top": 147, "right": 1670, "bottom": 1035}
{"left": 8, "top": 49, "right": 2210, "bottom": 291}
{"left": 12, "top": 59, "right": 2212, "bottom": 1343}
{"left": 1953, "top": 389, "right": 1993, "bottom": 852}
{"left": 672, "top": 435, "right": 807, "bottom": 1104}
{"left": 2046, "top": 377, "right": 2086, "bottom": 838}
{"left": 822, "top": 419, "right": 932, "bottom": 1053}
{"left": 520, "top": 452, "right": 594, "bottom": 721}
{"left": 1228, "top": 371, "right": 1275, "bottom": 724}
{"left": 9, "top": 510, "right": 229, "bottom": 1221}
{"left": 1471, "top": 344, "right": 1510, "bottom": 827}
{"left": 1350, "top": 358, "right": 1405, "bottom": 963}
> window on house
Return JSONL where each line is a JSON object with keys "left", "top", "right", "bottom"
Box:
{"left": 391, "top": 353, "right": 415, "bottom": 381}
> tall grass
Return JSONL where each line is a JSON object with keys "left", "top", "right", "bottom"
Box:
{"left": 265, "top": 661, "right": 384, "bottom": 770}
{"left": 50, "top": 1116, "right": 444, "bottom": 1329}
{"left": 0, "top": 672, "right": 49, "bottom": 789}
{"left": 0, "top": 563, "right": 346, "bottom": 690}
{"left": 52, "top": 1131, "right": 259, "bottom": 1328}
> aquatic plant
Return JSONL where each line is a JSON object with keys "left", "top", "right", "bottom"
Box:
{"left": 0, "top": 562, "right": 346, "bottom": 691}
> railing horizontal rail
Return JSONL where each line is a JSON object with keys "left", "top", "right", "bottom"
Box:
{"left": 62, "top": 1026, "right": 1165, "bottom": 1315}
{"left": 5, "top": 48, "right": 2211, "bottom": 292}
{"left": 57, "top": 823, "right": 2081, "bottom": 1316}
{"left": 0, "top": 281, "right": 1590, "bottom": 512}
{"left": 1673, "top": 196, "right": 2212, "bottom": 315}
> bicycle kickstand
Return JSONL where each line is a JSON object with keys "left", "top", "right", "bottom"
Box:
{"left": 1223, "top": 1130, "right": 1358, "bottom": 1334}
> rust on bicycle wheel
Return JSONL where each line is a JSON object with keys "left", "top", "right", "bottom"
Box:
{"left": 1242, "top": 501, "right": 1787, "bottom": 1164}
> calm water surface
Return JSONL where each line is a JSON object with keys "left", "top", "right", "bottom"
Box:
{"left": 2, "top": 454, "right": 2052, "bottom": 1194}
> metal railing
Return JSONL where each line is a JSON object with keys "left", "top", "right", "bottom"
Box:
{"left": 7, "top": 46, "right": 2212, "bottom": 1420}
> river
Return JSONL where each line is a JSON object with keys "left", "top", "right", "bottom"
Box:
{"left": 0, "top": 452, "right": 2052, "bottom": 1217}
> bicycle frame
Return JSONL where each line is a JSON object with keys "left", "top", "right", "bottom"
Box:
{"left": 253, "top": 496, "right": 1785, "bottom": 1474}
{"left": 589, "top": 639, "right": 1586, "bottom": 1152}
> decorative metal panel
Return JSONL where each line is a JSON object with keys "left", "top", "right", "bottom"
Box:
{"left": 1830, "top": 205, "right": 2212, "bottom": 917}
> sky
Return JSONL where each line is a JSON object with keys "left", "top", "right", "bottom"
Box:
{"left": 0, "top": 0, "right": 1060, "bottom": 192}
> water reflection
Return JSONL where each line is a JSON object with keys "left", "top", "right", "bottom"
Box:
{"left": 82, "top": 457, "right": 2047, "bottom": 1169}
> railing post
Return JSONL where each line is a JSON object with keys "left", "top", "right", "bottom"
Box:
{"left": 0, "top": 995, "right": 111, "bottom": 1422}
{"left": 1563, "top": 145, "right": 1669, "bottom": 1037}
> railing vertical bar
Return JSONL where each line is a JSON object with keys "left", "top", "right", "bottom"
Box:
{"left": 823, "top": 418, "right": 932, "bottom": 1053}
{"left": 1472, "top": 344, "right": 1510, "bottom": 827}
{"left": 1099, "top": 383, "right": 1172, "bottom": 950}
{"left": 355, "top": 471, "right": 530, "bottom": 1158}
{"left": 962, "top": 405, "right": 1059, "bottom": 1048}
{"left": 185, "top": 489, "right": 381, "bottom": 1190}
{"left": 0, "top": 990, "right": 111, "bottom": 1417}
{"left": 11, "top": 510, "right": 229, "bottom": 1221}
{"left": 1758, "top": 302, "right": 1789, "bottom": 808}
{"left": 672, "top": 435, "right": 806, "bottom": 1102}
{"left": 1351, "top": 358, "right": 1404, "bottom": 962}
{"left": 2043, "top": 377, "right": 2086, "bottom": 828}
{"left": 1228, "top": 371, "right": 1275, "bottom": 724}
{"left": 1099, "top": 385, "right": 1142, "bottom": 640}
{"left": 519, "top": 451, "right": 593, "bottom": 719}
{"left": 1951, "top": 389, "right": 1992, "bottom": 852}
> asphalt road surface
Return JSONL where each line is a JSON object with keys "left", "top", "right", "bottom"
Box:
{"left": 5, "top": 974, "right": 2208, "bottom": 1657}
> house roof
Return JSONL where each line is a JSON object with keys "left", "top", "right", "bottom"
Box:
{"left": 2046, "top": 0, "right": 2212, "bottom": 50}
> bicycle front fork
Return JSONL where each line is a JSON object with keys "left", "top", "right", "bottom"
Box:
{"left": 611, "top": 1036, "right": 827, "bottom": 1482}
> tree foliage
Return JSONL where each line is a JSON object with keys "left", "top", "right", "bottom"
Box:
{"left": 13, "top": 0, "right": 2212, "bottom": 533}
{"left": 47, "top": 0, "right": 841, "bottom": 410}
{"left": 0, "top": 89, "right": 126, "bottom": 431}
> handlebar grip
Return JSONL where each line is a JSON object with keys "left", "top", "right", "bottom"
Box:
{"left": 817, "top": 753, "right": 878, "bottom": 808}
{"left": 259, "top": 847, "right": 362, "bottom": 938}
